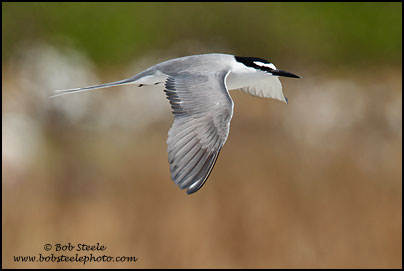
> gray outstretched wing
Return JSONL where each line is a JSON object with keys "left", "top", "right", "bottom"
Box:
{"left": 164, "top": 71, "right": 233, "bottom": 194}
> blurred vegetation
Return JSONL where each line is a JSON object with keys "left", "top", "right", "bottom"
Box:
{"left": 2, "top": 2, "right": 402, "bottom": 68}
{"left": 2, "top": 3, "right": 402, "bottom": 268}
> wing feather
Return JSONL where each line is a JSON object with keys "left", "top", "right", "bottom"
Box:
{"left": 164, "top": 71, "right": 233, "bottom": 194}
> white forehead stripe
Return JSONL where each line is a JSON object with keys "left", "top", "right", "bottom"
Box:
{"left": 253, "top": 61, "right": 277, "bottom": 70}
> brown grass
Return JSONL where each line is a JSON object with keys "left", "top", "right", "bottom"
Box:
{"left": 2, "top": 62, "right": 402, "bottom": 268}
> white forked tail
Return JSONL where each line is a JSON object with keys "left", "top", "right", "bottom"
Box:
{"left": 49, "top": 68, "right": 164, "bottom": 98}
{"left": 49, "top": 77, "right": 142, "bottom": 98}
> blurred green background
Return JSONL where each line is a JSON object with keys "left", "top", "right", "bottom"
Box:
{"left": 2, "top": 2, "right": 402, "bottom": 269}
{"left": 2, "top": 2, "right": 402, "bottom": 68}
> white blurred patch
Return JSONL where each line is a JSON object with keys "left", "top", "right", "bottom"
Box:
{"left": 283, "top": 79, "right": 367, "bottom": 150}
{"left": 7, "top": 42, "right": 99, "bottom": 123}
{"left": 5, "top": 42, "right": 171, "bottom": 130}
{"left": 2, "top": 113, "right": 43, "bottom": 169}
{"left": 384, "top": 91, "right": 402, "bottom": 136}
{"left": 282, "top": 76, "right": 401, "bottom": 177}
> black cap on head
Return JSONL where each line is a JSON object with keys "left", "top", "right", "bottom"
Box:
{"left": 235, "top": 56, "right": 300, "bottom": 78}
{"left": 235, "top": 56, "right": 271, "bottom": 69}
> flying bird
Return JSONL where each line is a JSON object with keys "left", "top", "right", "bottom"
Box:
{"left": 52, "top": 53, "right": 300, "bottom": 194}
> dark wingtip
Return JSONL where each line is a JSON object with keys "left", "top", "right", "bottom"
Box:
{"left": 183, "top": 150, "right": 222, "bottom": 195}
{"left": 186, "top": 188, "right": 196, "bottom": 195}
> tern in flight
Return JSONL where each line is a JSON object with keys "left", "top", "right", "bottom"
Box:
{"left": 53, "top": 53, "right": 300, "bottom": 194}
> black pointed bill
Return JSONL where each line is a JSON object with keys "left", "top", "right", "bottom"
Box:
{"left": 271, "top": 70, "right": 301, "bottom": 78}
